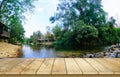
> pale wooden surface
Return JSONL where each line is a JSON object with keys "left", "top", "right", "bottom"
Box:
{"left": 52, "top": 58, "right": 66, "bottom": 74}
{"left": 65, "top": 58, "right": 82, "bottom": 74}
{"left": 74, "top": 58, "right": 98, "bottom": 74}
{"left": 21, "top": 59, "right": 44, "bottom": 74}
{"left": 85, "top": 58, "right": 113, "bottom": 74}
{"left": 0, "top": 58, "right": 120, "bottom": 77}
{"left": 37, "top": 58, "right": 54, "bottom": 74}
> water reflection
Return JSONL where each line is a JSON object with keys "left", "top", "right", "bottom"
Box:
{"left": 21, "top": 44, "right": 105, "bottom": 58}
{"left": 22, "top": 45, "right": 56, "bottom": 58}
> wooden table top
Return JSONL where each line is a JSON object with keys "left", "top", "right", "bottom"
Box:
{"left": 0, "top": 58, "right": 120, "bottom": 75}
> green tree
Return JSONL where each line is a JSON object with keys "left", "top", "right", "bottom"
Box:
{"left": 0, "top": 0, "right": 35, "bottom": 44}
{"left": 29, "top": 31, "right": 42, "bottom": 44}
{"left": 98, "top": 26, "right": 118, "bottom": 44}
{"left": 45, "top": 26, "right": 54, "bottom": 41}
{"left": 116, "top": 28, "right": 120, "bottom": 44}
{"left": 9, "top": 16, "right": 25, "bottom": 44}
{"left": 74, "top": 21, "right": 98, "bottom": 45}
{"left": 50, "top": 0, "right": 117, "bottom": 46}
{"left": 52, "top": 26, "right": 62, "bottom": 39}
{"left": 50, "top": 0, "right": 107, "bottom": 29}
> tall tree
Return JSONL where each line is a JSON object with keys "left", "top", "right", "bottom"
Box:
{"left": 50, "top": 0, "right": 107, "bottom": 29}
{"left": 0, "top": 0, "right": 36, "bottom": 44}
{"left": 50, "top": 0, "right": 117, "bottom": 46}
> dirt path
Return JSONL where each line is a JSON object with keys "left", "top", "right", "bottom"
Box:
{"left": 0, "top": 42, "right": 22, "bottom": 58}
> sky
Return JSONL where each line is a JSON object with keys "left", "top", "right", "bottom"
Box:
{"left": 23, "top": 0, "right": 120, "bottom": 38}
{"left": 102, "top": 0, "right": 120, "bottom": 21}
{"left": 23, "top": 0, "right": 59, "bottom": 37}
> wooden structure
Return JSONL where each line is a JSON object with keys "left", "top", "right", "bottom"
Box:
{"left": 0, "top": 58, "right": 120, "bottom": 77}
{"left": 37, "top": 39, "right": 54, "bottom": 44}
{"left": 0, "top": 22, "right": 10, "bottom": 42}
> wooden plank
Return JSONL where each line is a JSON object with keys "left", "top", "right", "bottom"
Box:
{"left": 21, "top": 59, "right": 44, "bottom": 74}
{"left": 105, "top": 58, "right": 120, "bottom": 67}
{"left": 115, "top": 58, "right": 120, "bottom": 62}
{"left": 0, "top": 75, "right": 120, "bottom": 77}
{"left": 0, "top": 59, "right": 14, "bottom": 74}
{"left": 5, "top": 59, "right": 34, "bottom": 74}
{"left": 95, "top": 58, "right": 120, "bottom": 74}
{"left": 0, "top": 59, "right": 14, "bottom": 67}
{"left": 65, "top": 58, "right": 82, "bottom": 74}
{"left": 85, "top": 58, "right": 113, "bottom": 74}
{"left": 85, "top": 75, "right": 120, "bottom": 77}
{"left": 0, "top": 58, "right": 24, "bottom": 74}
{"left": 37, "top": 58, "right": 54, "bottom": 74}
{"left": 0, "top": 58, "right": 120, "bottom": 76}
{"left": 105, "top": 58, "right": 120, "bottom": 74}
{"left": 74, "top": 58, "right": 98, "bottom": 74}
{"left": 52, "top": 58, "right": 66, "bottom": 74}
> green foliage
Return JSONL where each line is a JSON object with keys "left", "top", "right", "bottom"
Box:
{"left": 50, "top": 0, "right": 107, "bottom": 28}
{"left": 45, "top": 31, "right": 54, "bottom": 41}
{"left": 52, "top": 26, "right": 62, "bottom": 39}
{"left": 50, "top": 0, "right": 118, "bottom": 46}
{"left": 74, "top": 21, "right": 98, "bottom": 44}
{"left": 29, "top": 31, "right": 42, "bottom": 44}
{"left": 116, "top": 28, "right": 120, "bottom": 37}
{"left": 0, "top": 0, "right": 35, "bottom": 44}
{"left": 116, "top": 28, "right": 120, "bottom": 43}
{"left": 28, "top": 30, "right": 54, "bottom": 44}
{"left": 98, "top": 26, "right": 118, "bottom": 44}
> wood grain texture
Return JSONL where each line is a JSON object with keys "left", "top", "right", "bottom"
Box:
{"left": 0, "top": 58, "right": 120, "bottom": 76}
{"left": 0, "top": 74, "right": 120, "bottom": 77}
{"left": 5, "top": 59, "right": 34, "bottom": 74}
{"left": 21, "top": 59, "right": 44, "bottom": 74}
{"left": 0, "top": 58, "right": 14, "bottom": 67}
{"left": 65, "top": 58, "right": 82, "bottom": 74}
{"left": 85, "top": 58, "right": 113, "bottom": 74}
{"left": 95, "top": 58, "right": 120, "bottom": 74}
{"left": 74, "top": 58, "right": 98, "bottom": 74}
{"left": 0, "top": 58, "right": 24, "bottom": 74}
{"left": 37, "top": 58, "right": 54, "bottom": 74}
{"left": 52, "top": 58, "right": 66, "bottom": 74}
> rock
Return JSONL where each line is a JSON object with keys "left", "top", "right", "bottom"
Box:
{"left": 115, "top": 52, "right": 120, "bottom": 58}
{"left": 111, "top": 45, "right": 116, "bottom": 48}
{"left": 113, "top": 48, "right": 119, "bottom": 51}
{"left": 94, "top": 52, "right": 104, "bottom": 58}
{"left": 105, "top": 52, "right": 109, "bottom": 56}
{"left": 108, "top": 52, "right": 115, "bottom": 58}
{"left": 87, "top": 54, "right": 94, "bottom": 58}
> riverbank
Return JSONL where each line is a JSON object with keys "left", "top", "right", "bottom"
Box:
{"left": 0, "top": 42, "right": 22, "bottom": 58}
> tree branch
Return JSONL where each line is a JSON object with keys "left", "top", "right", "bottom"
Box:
{"left": 0, "top": 0, "right": 7, "bottom": 11}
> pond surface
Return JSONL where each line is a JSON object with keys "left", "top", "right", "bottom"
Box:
{"left": 21, "top": 44, "right": 105, "bottom": 58}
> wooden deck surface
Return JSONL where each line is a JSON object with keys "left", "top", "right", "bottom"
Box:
{"left": 0, "top": 58, "right": 120, "bottom": 77}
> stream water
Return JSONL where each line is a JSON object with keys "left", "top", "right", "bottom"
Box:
{"left": 21, "top": 44, "right": 105, "bottom": 58}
